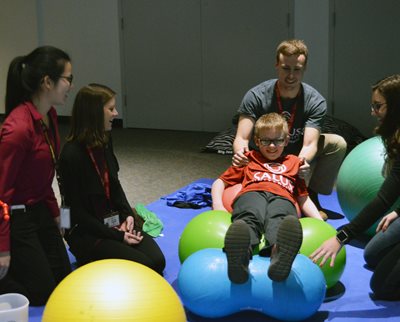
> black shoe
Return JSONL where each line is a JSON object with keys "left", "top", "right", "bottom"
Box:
{"left": 268, "top": 216, "right": 303, "bottom": 282}
{"left": 224, "top": 220, "right": 251, "bottom": 284}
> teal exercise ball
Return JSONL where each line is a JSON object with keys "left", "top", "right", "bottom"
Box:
{"left": 178, "top": 210, "right": 231, "bottom": 263}
{"left": 300, "top": 218, "right": 346, "bottom": 289}
{"left": 336, "top": 136, "right": 400, "bottom": 236}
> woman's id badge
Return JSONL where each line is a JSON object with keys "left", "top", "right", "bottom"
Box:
{"left": 103, "top": 211, "right": 120, "bottom": 228}
{"left": 60, "top": 207, "right": 71, "bottom": 229}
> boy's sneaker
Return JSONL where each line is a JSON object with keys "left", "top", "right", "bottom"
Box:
{"left": 268, "top": 216, "right": 303, "bottom": 282}
{"left": 223, "top": 220, "right": 251, "bottom": 284}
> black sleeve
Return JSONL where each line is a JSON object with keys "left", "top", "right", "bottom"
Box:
{"left": 105, "top": 139, "right": 134, "bottom": 221}
{"left": 343, "top": 156, "right": 400, "bottom": 239}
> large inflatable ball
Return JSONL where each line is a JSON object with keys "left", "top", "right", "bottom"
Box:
{"left": 178, "top": 210, "right": 231, "bottom": 263}
{"left": 222, "top": 183, "right": 242, "bottom": 212}
{"left": 336, "top": 136, "right": 400, "bottom": 236}
{"left": 42, "top": 259, "right": 186, "bottom": 322}
{"left": 178, "top": 248, "right": 325, "bottom": 321}
{"left": 299, "top": 218, "right": 346, "bottom": 289}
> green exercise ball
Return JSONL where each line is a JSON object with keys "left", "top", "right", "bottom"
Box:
{"left": 300, "top": 218, "right": 346, "bottom": 289}
{"left": 336, "top": 136, "right": 400, "bottom": 236}
{"left": 178, "top": 210, "right": 267, "bottom": 263}
{"left": 178, "top": 210, "right": 232, "bottom": 263}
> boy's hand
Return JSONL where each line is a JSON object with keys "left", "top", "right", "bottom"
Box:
{"left": 212, "top": 204, "right": 229, "bottom": 212}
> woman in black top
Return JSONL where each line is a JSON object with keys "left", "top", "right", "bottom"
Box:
{"left": 310, "top": 74, "right": 400, "bottom": 300}
{"left": 59, "top": 84, "right": 165, "bottom": 275}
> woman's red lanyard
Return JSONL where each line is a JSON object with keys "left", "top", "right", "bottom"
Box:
{"left": 87, "top": 147, "right": 111, "bottom": 200}
{"left": 275, "top": 82, "right": 300, "bottom": 132}
{"left": 40, "top": 119, "right": 57, "bottom": 166}
{"left": 40, "top": 119, "right": 66, "bottom": 205}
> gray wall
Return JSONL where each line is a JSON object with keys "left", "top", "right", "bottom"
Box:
{"left": 120, "top": 0, "right": 294, "bottom": 131}
{"left": 1, "top": 0, "right": 399, "bottom": 137}
{"left": 0, "top": 0, "right": 122, "bottom": 117}
{"left": 0, "top": 0, "right": 39, "bottom": 113}
{"left": 294, "top": 0, "right": 330, "bottom": 105}
{"left": 0, "top": 0, "right": 325, "bottom": 122}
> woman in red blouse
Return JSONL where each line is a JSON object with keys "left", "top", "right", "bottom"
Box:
{"left": 0, "top": 46, "right": 74, "bottom": 305}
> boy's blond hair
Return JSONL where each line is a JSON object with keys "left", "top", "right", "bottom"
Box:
{"left": 254, "top": 113, "right": 289, "bottom": 139}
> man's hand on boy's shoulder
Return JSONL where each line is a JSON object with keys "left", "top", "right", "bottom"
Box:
{"left": 298, "top": 157, "right": 310, "bottom": 179}
{"left": 232, "top": 147, "right": 250, "bottom": 167}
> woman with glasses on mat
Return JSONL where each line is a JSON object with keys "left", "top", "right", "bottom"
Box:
{"left": 310, "top": 74, "right": 400, "bottom": 300}
{"left": 0, "top": 46, "right": 74, "bottom": 305}
{"left": 59, "top": 84, "right": 165, "bottom": 275}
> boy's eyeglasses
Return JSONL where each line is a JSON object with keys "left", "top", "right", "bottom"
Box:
{"left": 371, "top": 102, "right": 386, "bottom": 112}
{"left": 59, "top": 74, "right": 74, "bottom": 85}
{"left": 259, "top": 138, "right": 286, "bottom": 146}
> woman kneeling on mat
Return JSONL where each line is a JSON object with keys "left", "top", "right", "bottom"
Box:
{"left": 311, "top": 74, "right": 400, "bottom": 300}
{"left": 59, "top": 84, "right": 165, "bottom": 275}
{"left": 0, "top": 46, "right": 73, "bottom": 305}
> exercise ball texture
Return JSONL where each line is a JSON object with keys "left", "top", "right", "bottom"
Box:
{"left": 178, "top": 210, "right": 231, "bottom": 263}
{"left": 300, "top": 218, "right": 346, "bottom": 288}
{"left": 178, "top": 248, "right": 325, "bottom": 321}
{"left": 42, "top": 259, "right": 186, "bottom": 322}
{"left": 222, "top": 183, "right": 242, "bottom": 212}
{"left": 337, "top": 136, "right": 400, "bottom": 236}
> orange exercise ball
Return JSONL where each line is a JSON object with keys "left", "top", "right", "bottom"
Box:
{"left": 222, "top": 184, "right": 242, "bottom": 212}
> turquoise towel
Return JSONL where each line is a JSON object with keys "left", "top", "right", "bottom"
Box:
{"left": 135, "top": 203, "right": 164, "bottom": 237}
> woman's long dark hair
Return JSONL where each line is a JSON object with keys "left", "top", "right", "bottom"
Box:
{"left": 372, "top": 74, "right": 400, "bottom": 160}
{"left": 5, "top": 46, "right": 71, "bottom": 115}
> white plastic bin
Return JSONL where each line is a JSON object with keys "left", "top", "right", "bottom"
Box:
{"left": 0, "top": 293, "right": 29, "bottom": 322}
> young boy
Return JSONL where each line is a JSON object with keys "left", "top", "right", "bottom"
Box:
{"left": 212, "top": 113, "right": 323, "bottom": 284}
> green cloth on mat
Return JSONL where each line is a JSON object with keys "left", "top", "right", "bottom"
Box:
{"left": 135, "top": 203, "right": 163, "bottom": 237}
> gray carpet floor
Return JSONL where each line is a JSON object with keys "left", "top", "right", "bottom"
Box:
{"left": 54, "top": 125, "right": 231, "bottom": 206}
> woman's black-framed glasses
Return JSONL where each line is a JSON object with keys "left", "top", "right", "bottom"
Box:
{"left": 371, "top": 102, "right": 386, "bottom": 112}
{"left": 59, "top": 74, "right": 74, "bottom": 85}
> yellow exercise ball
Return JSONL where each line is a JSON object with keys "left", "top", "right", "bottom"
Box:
{"left": 42, "top": 259, "right": 186, "bottom": 322}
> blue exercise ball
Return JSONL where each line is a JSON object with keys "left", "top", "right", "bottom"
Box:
{"left": 178, "top": 248, "right": 325, "bottom": 321}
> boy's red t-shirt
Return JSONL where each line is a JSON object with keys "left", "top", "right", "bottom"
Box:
{"left": 219, "top": 150, "right": 308, "bottom": 207}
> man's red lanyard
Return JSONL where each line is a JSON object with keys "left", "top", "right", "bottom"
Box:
{"left": 87, "top": 148, "right": 111, "bottom": 200}
{"left": 275, "top": 83, "right": 300, "bottom": 132}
